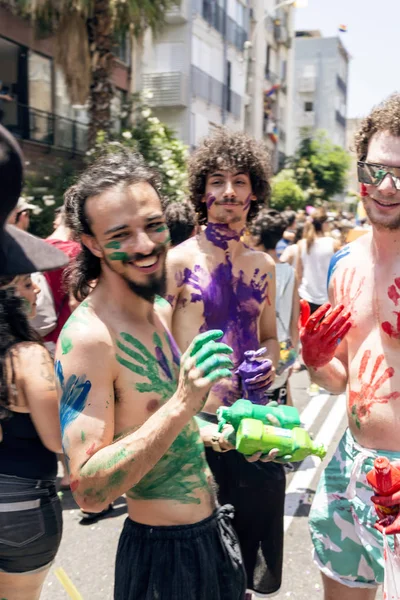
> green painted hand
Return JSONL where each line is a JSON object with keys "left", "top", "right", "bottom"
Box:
{"left": 177, "top": 329, "right": 234, "bottom": 413}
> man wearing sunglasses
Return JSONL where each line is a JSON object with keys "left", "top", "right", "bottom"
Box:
{"left": 300, "top": 93, "right": 400, "bottom": 600}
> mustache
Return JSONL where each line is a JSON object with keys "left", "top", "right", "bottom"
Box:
{"left": 122, "top": 245, "right": 165, "bottom": 264}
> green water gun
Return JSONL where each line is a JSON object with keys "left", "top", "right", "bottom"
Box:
{"left": 216, "top": 399, "right": 301, "bottom": 433}
{"left": 236, "top": 418, "right": 327, "bottom": 462}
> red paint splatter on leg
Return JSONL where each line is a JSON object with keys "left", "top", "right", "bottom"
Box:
{"left": 349, "top": 351, "right": 400, "bottom": 427}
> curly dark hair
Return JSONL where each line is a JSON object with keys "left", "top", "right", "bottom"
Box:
{"left": 188, "top": 128, "right": 272, "bottom": 224}
{"left": 0, "top": 278, "right": 42, "bottom": 419}
{"left": 250, "top": 209, "right": 287, "bottom": 251}
{"left": 354, "top": 93, "right": 400, "bottom": 159}
{"left": 64, "top": 150, "right": 161, "bottom": 301}
{"left": 164, "top": 200, "right": 197, "bottom": 247}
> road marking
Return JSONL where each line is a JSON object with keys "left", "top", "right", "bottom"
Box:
{"left": 284, "top": 393, "right": 347, "bottom": 532}
{"left": 299, "top": 392, "right": 331, "bottom": 431}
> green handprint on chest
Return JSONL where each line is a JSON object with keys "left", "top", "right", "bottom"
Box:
{"left": 116, "top": 330, "right": 180, "bottom": 401}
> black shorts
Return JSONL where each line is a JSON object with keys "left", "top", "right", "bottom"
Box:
{"left": 266, "top": 382, "right": 288, "bottom": 405}
{"left": 0, "top": 473, "right": 62, "bottom": 573}
{"left": 114, "top": 505, "right": 246, "bottom": 600}
{"left": 204, "top": 416, "right": 286, "bottom": 596}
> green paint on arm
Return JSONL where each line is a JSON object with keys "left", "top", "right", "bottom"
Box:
{"left": 59, "top": 301, "right": 91, "bottom": 355}
{"left": 81, "top": 431, "right": 86, "bottom": 443}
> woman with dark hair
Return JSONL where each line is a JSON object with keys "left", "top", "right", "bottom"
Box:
{"left": 0, "top": 275, "right": 63, "bottom": 599}
{"left": 0, "top": 125, "right": 67, "bottom": 600}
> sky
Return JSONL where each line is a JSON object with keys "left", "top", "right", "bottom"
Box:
{"left": 294, "top": 0, "right": 400, "bottom": 119}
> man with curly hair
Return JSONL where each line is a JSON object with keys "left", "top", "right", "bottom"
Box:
{"left": 159, "top": 129, "right": 283, "bottom": 598}
{"left": 302, "top": 93, "right": 400, "bottom": 599}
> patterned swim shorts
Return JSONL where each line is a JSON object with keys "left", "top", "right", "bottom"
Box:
{"left": 309, "top": 428, "right": 400, "bottom": 588}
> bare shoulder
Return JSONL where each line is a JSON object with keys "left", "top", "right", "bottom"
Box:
{"left": 11, "top": 341, "right": 51, "bottom": 369}
{"left": 56, "top": 299, "right": 115, "bottom": 363}
{"left": 243, "top": 245, "right": 275, "bottom": 272}
{"left": 328, "top": 232, "right": 372, "bottom": 288}
{"left": 167, "top": 236, "right": 199, "bottom": 269}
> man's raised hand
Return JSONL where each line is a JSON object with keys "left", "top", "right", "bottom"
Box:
{"left": 177, "top": 330, "right": 233, "bottom": 414}
{"left": 299, "top": 300, "right": 352, "bottom": 369}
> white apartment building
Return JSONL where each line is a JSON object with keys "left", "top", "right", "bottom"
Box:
{"left": 140, "top": 0, "right": 249, "bottom": 148}
{"left": 245, "top": 0, "right": 295, "bottom": 170}
{"left": 288, "top": 30, "right": 350, "bottom": 154}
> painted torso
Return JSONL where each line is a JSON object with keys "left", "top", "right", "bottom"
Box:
{"left": 169, "top": 225, "right": 273, "bottom": 412}
{"left": 329, "top": 233, "right": 400, "bottom": 450}
{"left": 60, "top": 300, "right": 214, "bottom": 525}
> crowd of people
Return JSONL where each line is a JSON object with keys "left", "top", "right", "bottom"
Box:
{"left": 0, "top": 91, "right": 399, "bottom": 600}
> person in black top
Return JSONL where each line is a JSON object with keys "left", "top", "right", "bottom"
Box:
{"left": 0, "top": 125, "right": 67, "bottom": 600}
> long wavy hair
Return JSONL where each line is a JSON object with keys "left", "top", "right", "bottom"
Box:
{"left": 0, "top": 278, "right": 42, "bottom": 419}
{"left": 303, "top": 208, "right": 328, "bottom": 252}
{"left": 64, "top": 150, "right": 161, "bottom": 301}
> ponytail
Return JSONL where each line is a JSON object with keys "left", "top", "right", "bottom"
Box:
{"left": 302, "top": 208, "right": 328, "bottom": 253}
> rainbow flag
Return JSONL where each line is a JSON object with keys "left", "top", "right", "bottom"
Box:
{"left": 338, "top": 24, "right": 347, "bottom": 32}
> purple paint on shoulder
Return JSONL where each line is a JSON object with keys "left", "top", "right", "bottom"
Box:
{"left": 166, "top": 294, "right": 175, "bottom": 306}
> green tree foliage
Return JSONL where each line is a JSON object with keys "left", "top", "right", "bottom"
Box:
{"left": 270, "top": 169, "right": 306, "bottom": 211}
{"left": 88, "top": 94, "right": 188, "bottom": 203}
{"left": 288, "top": 130, "right": 351, "bottom": 204}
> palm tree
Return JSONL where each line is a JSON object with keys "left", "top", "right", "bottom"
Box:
{"left": 3, "top": 0, "right": 177, "bottom": 145}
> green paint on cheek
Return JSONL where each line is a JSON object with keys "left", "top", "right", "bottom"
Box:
{"left": 155, "top": 225, "right": 168, "bottom": 233}
{"left": 104, "top": 241, "right": 121, "bottom": 249}
{"left": 108, "top": 252, "right": 129, "bottom": 261}
{"left": 81, "top": 431, "right": 86, "bottom": 443}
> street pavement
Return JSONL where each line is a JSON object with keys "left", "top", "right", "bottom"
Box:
{"left": 41, "top": 371, "right": 383, "bottom": 600}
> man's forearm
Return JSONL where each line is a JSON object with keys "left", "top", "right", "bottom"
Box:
{"left": 307, "top": 357, "right": 348, "bottom": 394}
{"left": 261, "top": 337, "right": 280, "bottom": 369}
{"left": 71, "top": 396, "right": 189, "bottom": 511}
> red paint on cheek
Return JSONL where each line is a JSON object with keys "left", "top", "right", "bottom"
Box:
{"left": 86, "top": 443, "right": 96, "bottom": 456}
{"left": 70, "top": 480, "right": 79, "bottom": 492}
{"left": 360, "top": 183, "right": 368, "bottom": 197}
{"left": 146, "top": 399, "right": 160, "bottom": 413}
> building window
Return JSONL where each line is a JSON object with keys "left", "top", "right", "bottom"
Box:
{"left": 281, "top": 59, "right": 287, "bottom": 82}
{"left": 304, "top": 101, "right": 313, "bottom": 112}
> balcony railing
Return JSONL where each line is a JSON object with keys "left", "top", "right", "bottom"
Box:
{"left": 142, "top": 72, "right": 189, "bottom": 107}
{"left": 298, "top": 75, "right": 316, "bottom": 93}
{"left": 301, "top": 111, "right": 315, "bottom": 127}
{"left": 191, "top": 65, "right": 242, "bottom": 119}
{"left": 166, "top": 0, "right": 188, "bottom": 23}
{"left": 198, "top": 0, "right": 248, "bottom": 52}
{"left": 3, "top": 103, "right": 88, "bottom": 153}
{"left": 335, "top": 109, "right": 346, "bottom": 128}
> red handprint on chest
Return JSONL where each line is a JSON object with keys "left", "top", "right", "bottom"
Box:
{"left": 333, "top": 268, "right": 365, "bottom": 326}
{"left": 381, "top": 278, "right": 400, "bottom": 339}
{"left": 349, "top": 350, "right": 400, "bottom": 429}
